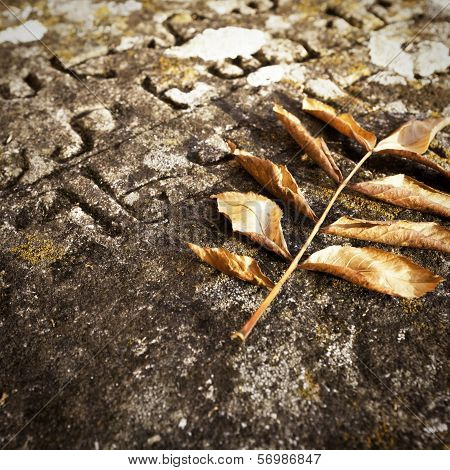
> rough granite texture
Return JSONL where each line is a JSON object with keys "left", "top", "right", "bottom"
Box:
{"left": 0, "top": 0, "right": 449, "bottom": 450}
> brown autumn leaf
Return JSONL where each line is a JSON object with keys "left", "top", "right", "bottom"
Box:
{"left": 302, "top": 96, "right": 377, "bottom": 151}
{"left": 273, "top": 103, "right": 343, "bottom": 183}
{"left": 211, "top": 191, "right": 292, "bottom": 259}
{"left": 322, "top": 216, "right": 450, "bottom": 253}
{"left": 228, "top": 142, "right": 317, "bottom": 222}
{"left": 300, "top": 245, "right": 443, "bottom": 298}
{"left": 187, "top": 243, "right": 275, "bottom": 289}
{"left": 350, "top": 174, "right": 450, "bottom": 218}
{"left": 374, "top": 117, "right": 450, "bottom": 178}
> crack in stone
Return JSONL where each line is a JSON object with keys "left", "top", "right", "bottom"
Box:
{"left": 58, "top": 186, "right": 123, "bottom": 237}
{"left": 81, "top": 166, "right": 140, "bottom": 222}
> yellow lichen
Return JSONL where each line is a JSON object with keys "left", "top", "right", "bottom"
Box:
{"left": 95, "top": 4, "right": 110, "bottom": 21}
{"left": 365, "top": 421, "right": 396, "bottom": 449}
{"left": 399, "top": 298, "right": 424, "bottom": 315}
{"left": 169, "top": 12, "right": 193, "bottom": 24}
{"left": 10, "top": 234, "right": 65, "bottom": 265}
{"left": 307, "top": 184, "right": 402, "bottom": 219}
{"left": 156, "top": 56, "right": 200, "bottom": 88}
{"left": 315, "top": 323, "right": 331, "bottom": 342}
{"left": 298, "top": 370, "right": 321, "bottom": 402}
{"left": 0, "top": 392, "right": 8, "bottom": 407}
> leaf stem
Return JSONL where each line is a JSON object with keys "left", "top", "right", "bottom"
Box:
{"left": 232, "top": 150, "right": 374, "bottom": 341}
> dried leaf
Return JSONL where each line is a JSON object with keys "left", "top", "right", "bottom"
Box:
{"left": 323, "top": 216, "right": 450, "bottom": 253}
{"left": 300, "top": 245, "right": 443, "bottom": 298}
{"left": 229, "top": 142, "right": 317, "bottom": 221}
{"left": 188, "top": 243, "right": 274, "bottom": 289}
{"left": 302, "top": 97, "right": 377, "bottom": 151}
{"left": 350, "top": 174, "right": 450, "bottom": 218}
{"left": 273, "top": 104, "right": 343, "bottom": 183}
{"left": 374, "top": 117, "right": 450, "bottom": 178}
{"left": 211, "top": 191, "right": 292, "bottom": 259}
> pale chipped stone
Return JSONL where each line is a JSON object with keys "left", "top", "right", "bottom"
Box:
{"left": 327, "top": 1, "right": 384, "bottom": 31}
{"left": 207, "top": 0, "right": 272, "bottom": 14}
{"left": 0, "top": 20, "right": 47, "bottom": 44}
{"left": 427, "top": 0, "right": 450, "bottom": 18}
{"left": 193, "top": 134, "right": 230, "bottom": 164}
{"left": 247, "top": 65, "right": 285, "bottom": 87}
{"left": 264, "top": 15, "right": 292, "bottom": 31}
{"left": 369, "top": 24, "right": 449, "bottom": 79}
{"left": 283, "top": 63, "right": 307, "bottom": 86}
{"left": 104, "top": 0, "right": 142, "bottom": 16}
{"left": 258, "top": 39, "right": 308, "bottom": 64}
{"left": 413, "top": 41, "right": 450, "bottom": 77}
{"left": 204, "top": 134, "right": 229, "bottom": 153}
{"left": 75, "top": 108, "right": 116, "bottom": 134}
{"left": 165, "top": 27, "right": 269, "bottom": 61}
{"left": 237, "top": 55, "right": 262, "bottom": 72}
{"left": 368, "top": 71, "right": 407, "bottom": 86}
{"left": 48, "top": 0, "right": 141, "bottom": 23}
{"left": 213, "top": 62, "right": 244, "bottom": 78}
{"left": 47, "top": 0, "right": 99, "bottom": 24}
{"left": 332, "top": 17, "right": 353, "bottom": 33}
{"left": 55, "top": 110, "right": 84, "bottom": 160}
{"left": 305, "top": 78, "right": 345, "bottom": 100}
{"left": 163, "top": 82, "right": 216, "bottom": 108}
{"left": 115, "top": 36, "right": 143, "bottom": 52}
{"left": 371, "top": 3, "right": 424, "bottom": 23}
{"left": 369, "top": 30, "right": 414, "bottom": 79}
{"left": 207, "top": 0, "right": 254, "bottom": 15}
{"left": 7, "top": 78, "right": 35, "bottom": 98}
{"left": 147, "top": 434, "right": 161, "bottom": 446}
{"left": 385, "top": 100, "right": 408, "bottom": 114}
{"left": 424, "top": 421, "right": 448, "bottom": 434}
{"left": 20, "top": 154, "right": 57, "bottom": 185}
{"left": 123, "top": 191, "right": 140, "bottom": 206}
{"left": 0, "top": 150, "right": 24, "bottom": 189}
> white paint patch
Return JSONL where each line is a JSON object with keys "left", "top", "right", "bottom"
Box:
{"left": 413, "top": 41, "right": 450, "bottom": 77}
{"left": 0, "top": 20, "right": 47, "bottom": 44}
{"left": 164, "top": 82, "right": 215, "bottom": 108}
{"left": 247, "top": 65, "right": 285, "bottom": 87}
{"left": 368, "top": 71, "right": 407, "bottom": 86}
{"left": 165, "top": 27, "right": 269, "bottom": 61}
{"left": 306, "top": 78, "right": 345, "bottom": 100}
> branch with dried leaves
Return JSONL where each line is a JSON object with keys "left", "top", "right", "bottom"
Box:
{"left": 187, "top": 96, "right": 449, "bottom": 341}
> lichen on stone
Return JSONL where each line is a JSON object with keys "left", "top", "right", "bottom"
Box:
{"left": 10, "top": 233, "right": 66, "bottom": 265}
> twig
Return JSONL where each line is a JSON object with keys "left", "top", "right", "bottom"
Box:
{"left": 232, "top": 149, "right": 374, "bottom": 341}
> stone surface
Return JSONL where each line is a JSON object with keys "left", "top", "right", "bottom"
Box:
{"left": 0, "top": 0, "right": 449, "bottom": 451}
